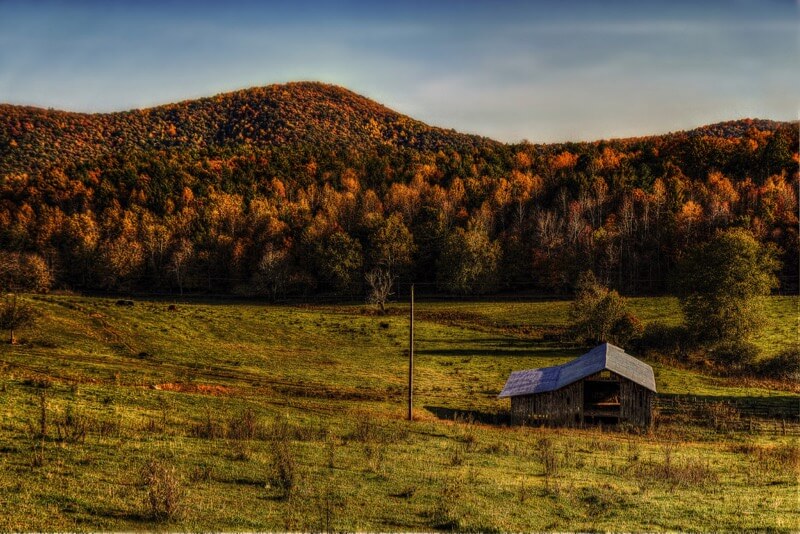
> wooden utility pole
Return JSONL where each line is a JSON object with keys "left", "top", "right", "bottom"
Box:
{"left": 408, "top": 284, "right": 414, "bottom": 421}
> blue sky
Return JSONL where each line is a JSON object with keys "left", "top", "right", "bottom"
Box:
{"left": 0, "top": 0, "right": 796, "bottom": 142}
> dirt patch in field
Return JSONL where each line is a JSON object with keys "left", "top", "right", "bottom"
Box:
{"left": 152, "top": 382, "right": 234, "bottom": 396}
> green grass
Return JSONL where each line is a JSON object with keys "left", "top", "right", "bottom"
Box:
{"left": 414, "top": 295, "right": 798, "bottom": 355}
{"left": 0, "top": 294, "right": 797, "bottom": 531}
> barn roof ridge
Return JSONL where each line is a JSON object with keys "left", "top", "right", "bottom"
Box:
{"left": 498, "top": 342, "right": 656, "bottom": 398}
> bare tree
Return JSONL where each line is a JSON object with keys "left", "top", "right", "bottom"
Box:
{"left": 169, "top": 238, "right": 193, "bottom": 295}
{"left": 365, "top": 268, "right": 394, "bottom": 314}
{"left": 0, "top": 294, "right": 38, "bottom": 344}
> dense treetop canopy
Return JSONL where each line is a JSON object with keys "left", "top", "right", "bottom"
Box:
{"left": 0, "top": 83, "right": 797, "bottom": 297}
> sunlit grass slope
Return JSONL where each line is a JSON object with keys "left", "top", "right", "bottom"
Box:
{"left": 0, "top": 295, "right": 796, "bottom": 531}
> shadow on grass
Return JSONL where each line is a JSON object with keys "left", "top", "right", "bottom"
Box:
{"left": 418, "top": 337, "right": 577, "bottom": 349}
{"left": 424, "top": 405, "right": 510, "bottom": 425}
{"left": 416, "top": 338, "right": 580, "bottom": 359}
{"left": 87, "top": 507, "right": 155, "bottom": 525}
{"left": 228, "top": 477, "right": 266, "bottom": 487}
{"left": 417, "top": 348, "right": 583, "bottom": 359}
{"left": 417, "top": 348, "right": 556, "bottom": 357}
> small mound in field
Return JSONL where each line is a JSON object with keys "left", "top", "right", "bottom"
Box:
{"left": 152, "top": 383, "right": 233, "bottom": 396}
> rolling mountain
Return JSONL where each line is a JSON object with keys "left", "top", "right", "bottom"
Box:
{"left": 0, "top": 82, "right": 796, "bottom": 296}
{"left": 684, "top": 119, "right": 793, "bottom": 139}
{"left": 0, "top": 82, "right": 499, "bottom": 175}
{"left": 1, "top": 82, "right": 795, "bottom": 177}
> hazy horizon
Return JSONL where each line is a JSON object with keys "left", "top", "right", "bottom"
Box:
{"left": 1, "top": 0, "right": 797, "bottom": 143}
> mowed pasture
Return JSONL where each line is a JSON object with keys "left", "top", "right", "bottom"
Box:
{"left": 0, "top": 295, "right": 797, "bottom": 531}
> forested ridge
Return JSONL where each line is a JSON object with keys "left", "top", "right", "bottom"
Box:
{"left": 0, "top": 82, "right": 797, "bottom": 297}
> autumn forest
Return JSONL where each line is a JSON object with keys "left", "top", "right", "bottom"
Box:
{"left": 0, "top": 82, "right": 797, "bottom": 298}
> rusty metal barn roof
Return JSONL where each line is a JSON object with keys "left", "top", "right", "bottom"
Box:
{"left": 498, "top": 343, "right": 656, "bottom": 398}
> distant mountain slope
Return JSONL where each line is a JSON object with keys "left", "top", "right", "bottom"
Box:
{"left": 684, "top": 118, "right": 794, "bottom": 139}
{"left": 0, "top": 82, "right": 796, "bottom": 297}
{"left": 2, "top": 82, "right": 796, "bottom": 177}
{"left": 0, "top": 82, "right": 498, "bottom": 175}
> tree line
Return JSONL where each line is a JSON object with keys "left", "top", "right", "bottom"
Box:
{"left": 0, "top": 117, "right": 796, "bottom": 299}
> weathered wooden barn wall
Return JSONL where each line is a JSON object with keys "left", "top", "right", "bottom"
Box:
{"left": 510, "top": 380, "right": 583, "bottom": 426}
{"left": 510, "top": 370, "right": 653, "bottom": 427}
{"left": 620, "top": 378, "right": 654, "bottom": 427}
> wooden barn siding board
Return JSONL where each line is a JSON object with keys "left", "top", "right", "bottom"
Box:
{"left": 511, "top": 371, "right": 653, "bottom": 427}
{"left": 620, "top": 378, "right": 653, "bottom": 427}
{"left": 511, "top": 380, "right": 583, "bottom": 426}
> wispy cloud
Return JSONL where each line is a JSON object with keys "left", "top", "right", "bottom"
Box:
{"left": 0, "top": 0, "right": 796, "bottom": 142}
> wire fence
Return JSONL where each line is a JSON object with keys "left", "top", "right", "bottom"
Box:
{"left": 656, "top": 394, "right": 800, "bottom": 435}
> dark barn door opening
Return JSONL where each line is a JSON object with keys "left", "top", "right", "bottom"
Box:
{"left": 583, "top": 378, "right": 621, "bottom": 424}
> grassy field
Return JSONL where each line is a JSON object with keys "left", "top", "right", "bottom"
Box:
{"left": 0, "top": 294, "right": 797, "bottom": 531}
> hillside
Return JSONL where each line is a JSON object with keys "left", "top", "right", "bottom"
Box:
{"left": 0, "top": 83, "right": 794, "bottom": 177}
{"left": 0, "top": 82, "right": 497, "bottom": 175}
{"left": 0, "top": 294, "right": 797, "bottom": 530}
{"left": 0, "top": 83, "right": 797, "bottom": 297}
{"left": 684, "top": 118, "right": 793, "bottom": 139}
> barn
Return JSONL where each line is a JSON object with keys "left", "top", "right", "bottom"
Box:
{"left": 499, "top": 343, "right": 656, "bottom": 427}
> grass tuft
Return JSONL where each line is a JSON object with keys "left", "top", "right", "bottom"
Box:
{"left": 141, "top": 459, "right": 185, "bottom": 521}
